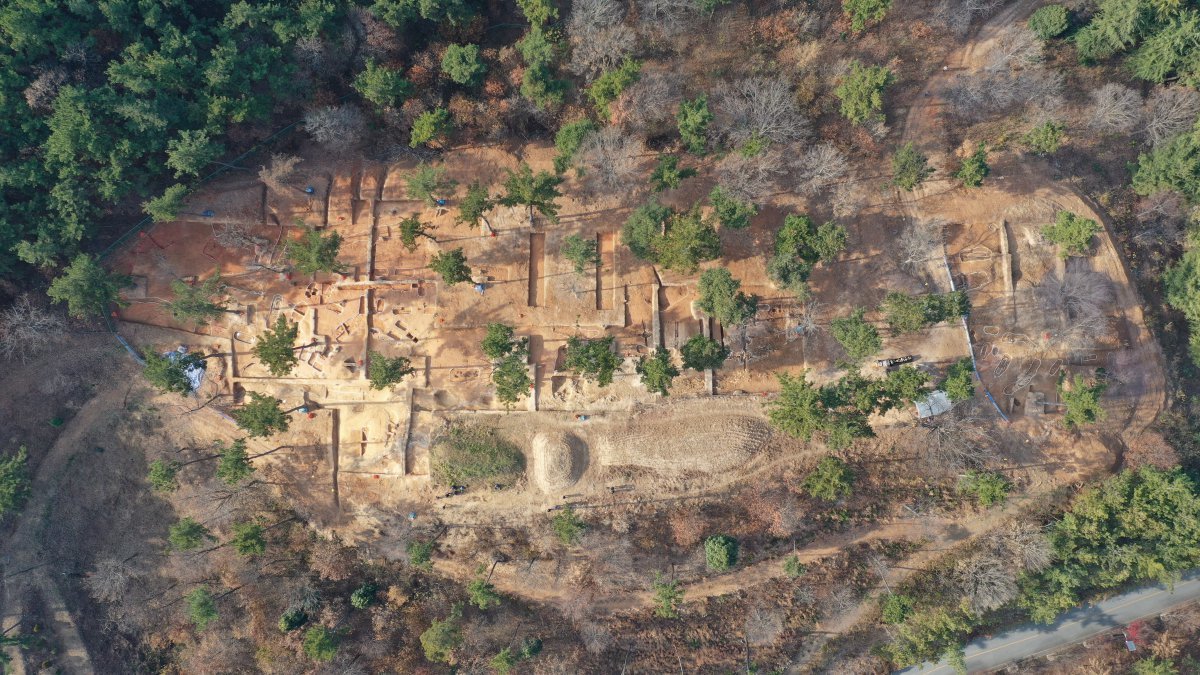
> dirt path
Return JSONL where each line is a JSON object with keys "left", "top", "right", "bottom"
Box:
{"left": 0, "top": 391, "right": 126, "bottom": 674}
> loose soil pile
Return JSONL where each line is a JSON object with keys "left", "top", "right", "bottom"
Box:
{"left": 531, "top": 431, "right": 577, "bottom": 492}
{"left": 596, "top": 414, "right": 771, "bottom": 473}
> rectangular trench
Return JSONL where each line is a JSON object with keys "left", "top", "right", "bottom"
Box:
{"left": 596, "top": 232, "right": 614, "bottom": 310}
{"left": 528, "top": 232, "right": 545, "bottom": 307}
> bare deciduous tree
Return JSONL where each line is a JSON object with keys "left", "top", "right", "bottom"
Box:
{"left": 984, "top": 26, "right": 1043, "bottom": 73}
{"left": 1086, "top": 83, "right": 1142, "bottom": 134}
{"left": 947, "top": 69, "right": 1063, "bottom": 119}
{"left": 1143, "top": 86, "right": 1200, "bottom": 147}
{"left": 897, "top": 218, "right": 945, "bottom": 276}
{"left": 986, "top": 522, "right": 1052, "bottom": 573}
{"left": 638, "top": 0, "right": 699, "bottom": 34}
{"left": 85, "top": 557, "right": 138, "bottom": 603}
{"left": 955, "top": 554, "right": 1017, "bottom": 613}
{"left": 24, "top": 68, "right": 68, "bottom": 112}
{"left": 932, "top": 0, "right": 1003, "bottom": 38}
{"left": 350, "top": 6, "right": 399, "bottom": 62}
{"left": 831, "top": 182, "right": 866, "bottom": 219}
{"left": 714, "top": 77, "right": 810, "bottom": 146}
{"left": 824, "top": 585, "right": 859, "bottom": 617}
{"left": 578, "top": 126, "right": 644, "bottom": 196}
{"left": 579, "top": 620, "right": 612, "bottom": 654}
{"left": 1132, "top": 191, "right": 1188, "bottom": 249}
{"left": 611, "top": 71, "right": 681, "bottom": 137}
{"left": 793, "top": 142, "right": 849, "bottom": 196}
{"left": 0, "top": 295, "right": 66, "bottom": 363}
{"left": 717, "top": 150, "right": 785, "bottom": 204}
{"left": 745, "top": 607, "right": 784, "bottom": 646}
{"left": 568, "top": 0, "right": 634, "bottom": 77}
{"left": 923, "top": 402, "right": 996, "bottom": 471}
{"left": 309, "top": 536, "right": 357, "bottom": 581}
{"left": 1036, "top": 269, "right": 1113, "bottom": 320}
{"left": 304, "top": 105, "right": 367, "bottom": 153}
{"left": 258, "top": 154, "right": 303, "bottom": 194}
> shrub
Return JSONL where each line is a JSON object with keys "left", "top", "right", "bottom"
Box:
{"left": 957, "top": 471, "right": 1011, "bottom": 507}
{"left": 881, "top": 593, "right": 914, "bottom": 624}
{"left": 588, "top": 58, "right": 641, "bottom": 117}
{"left": 553, "top": 119, "right": 596, "bottom": 172}
{"left": 941, "top": 358, "right": 976, "bottom": 402}
{"left": 1042, "top": 210, "right": 1101, "bottom": 258}
{"left": 652, "top": 155, "right": 698, "bottom": 192}
{"left": 1023, "top": 120, "right": 1065, "bottom": 154}
{"left": 680, "top": 334, "right": 729, "bottom": 371}
{"left": 783, "top": 555, "right": 807, "bottom": 578}
{"left": 407, "top": 539, "right": 434, "bottom": 569}
{"left": 467, "top": 576, "right": 502, "bottom": 609}
{"left": 187, "top": 587, "right": 218, "bottom": 630}
{"left": 955, "top": 143, "right": 990, "bottom": 188}
{"left": 420, "top": 610, "right": 463, "bottom": 663}
{"left": 410, "top": 107, "right": 452, "bottom": 147}
{"left": 637, "top": 346, "right": 679, "bottom": 395}
{"left": 891, "top": 142, "right": 932, "bottom": 190}
{"left": 835, "top": 61, "right": 893, "bottom": 125}
{"left": 562, "top": 234, "right": 600, "bottom": 274}
{"left": 490, "top": 648, "right": 518, "bottom": 674}
{"left": 708, "top": 186, "right": 758, "bottom": 229}
{"left": 802, "top": 456, "right": 854, "bottom": 501}
{"left": 697, "top": 269, "right": 759, "bottom": 326}
{"left": 430, "top": 424, "right": 524, "bottom": 486}
{"left": 652, "top": 573, "right": 683, "bottom": 618}
{"left": 552, "top": 506, "right": 587, "bottom": 545}
{"left": 1059, "top": 372, "right": 1107, "bottom": 429}
{"left": 843, "top": 0, "right": 891, "bottom": 32}
{"left": 279, "top": 608, "right": 308, "bottom": 632}
{"left": 563, "top": 335, "right": 622, "bottom": 386}
{"left": 678, "top": 96, "right": 713, "bottom": 154}
{"left": 146, "top": 459, "right": 179, "bottom": 493}
{"left": 441, "top": 43, "right": 485, "bottom": 85}
{"left": 1028, "top": 5, "right": 1069, "bottom": 40}
{"left": 704, "top": 535, "right": 739, "bottom": 571}
{"left": 303, "top": 626, "right": 339, "bottom": 662}
{"left": 830, "top": 309, "right": 881, "bottom": 361}
{"left": 350, "top": 582, "right": 377, "bottom": 609}
{"left": 880, "top": 291, "right": 970, "bottom": 334}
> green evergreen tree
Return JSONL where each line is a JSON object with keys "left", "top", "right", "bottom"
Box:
{"left": 1028, "top": 4, "right": 1070, "bottom": 39}
{"left": 677, "top": 96, "right": 713, "bottom": 154}
{"left": 651, "top": 155, "right": 698, "bottom": 192}
{"left": 636, "top": 346, "right": 679, "bottom": 396}
{"left": 166, "top": 273, "right": 228, "bottom": 326}
{"left": 843, "top": 0, "right": 892, "bottom": 31}
{"left": 441, "top": 44, "right": 486, "bottom": 86}
{"left": 368, "top": 352, "right": 415, "bottom": 389}
{"left": 1059, "top": 372, "right": 1108, "bottom": 429}
{"left": 429, "top": 248, "right": 473, "bottom": 285}
{"left": 561, "top": 234, "right": 601, "bottom": 274}
{"left": 167, "top": 130, "right": 224, "bottom": 178}
{"left": 563, "top": 335, "right": 621, "bottom": 386}
{"left": 398, "top": 216, "right": 436, "bottom": 252}
{"left": 835, "top": 61, "right": 893, "bottom": 125}
{"left": 802, "top": 456, "right": 855, "bottom": 501}
{"left": 47, "top": 255, "right": 131, "bottom": 318}
{"left": 955, "top": 143, "right": 990, "bottom": 188}
{"left": 498, "top": 163, "right": 563, "bottom": 224}
{"left": 708, "top": 186, "right": 758, "bottom": 229}
{"left": 410, "top": 107, "right": 453, "bottom": 148}
{"left": 215, "top": 438, "right": 254, "bottom": 485}
{"left": 147, "top": 459, "right": 180, "bottom": 493}
{"left": 230, "top": 521, "right": 266, "bottom": 555}
{"left": 143, "top": 184, "right": 190, "bottom": 222}
{"left": 830, "top": 309, "right": 881, "bottom": 361}
{"left": 286, "top": 227, "right": 346, "bottom": 275}
{"left": 1042, "top": 210, "right": 1101, "bottom": 258}
{"left": 169, "top": 517, "right": 214, "bottom": 551}
{"left": 697, "top": 269, "right": 759, "bottom": 326}
{"left": 354, "top": 59, "right": 412, "bottom": 109}
{"left": 231, "top": 392, "right": 291, "bottom": 438}
{"left": 303, "top": 626, "right": 339, "bottom": 662}
{"left": 704, "top": 535, "right": 739, "bottom": 571}
{"left": 407, "top": 164, "right": 457, "bottom": 205}
{"left": 253, "top": 315, "right": 300, "bottom": 377}
{"left": 891, "top": 142, "right": 933, "bottom": 190}
{"left": 187, "top": 587, "right": 218, "bottom": 630}
{"left": 680, "top": 334, "right": 729, "bottom": 370}
{"left": 0, "top": 447, "right": 31, "bottom": 518}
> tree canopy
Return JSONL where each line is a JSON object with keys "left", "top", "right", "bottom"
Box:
{"left": 286, "top": 228, "right": 346, "bottom": 275}
{"left": 47, "top": 255, "right": 130, "bottom": 319}
{"left": 368, "top": 352, "right": 415, "bottom": 390}
{"left": 1020, "top": 467, "right": 1200, "bottom": 623}
{"left": 563, "top": 335, "right": 622, "bottom": 386}
{"left": 166, "top": 273, "right": 228, "bottom": 326}
{"left": 843, "top": 0, "right": 892, "bottom": 32}
{"left": 498, "top": 163, "right": 563, "bottom": 223}
{"left": 253, "top": 315, "right": 300, "bottom": 377}
{"left": 636, "top": 346, "right": 679, "bottom": 396}
{"left": 232, "top": 392, "right": 291, "bottom": 438}
{"left": 835, "top": 61, "right": 893, "bottom": 125}
{"left": 429, "top": 248, "right": 473, "bottom": 285}
{"left": 802, "top": 456, "right": 855, "bottom": 501}
{"left": 830, "top": 309, "right": 882, "bottom": 362}
{"left": 955, "top": 143, "right": 990, "bottom": 188}
{"left": 696, "top": 269, "right": 759, "bottom": 326}
{"left": 680, "top": 334, "right": 729, "bottom": 370}
{"left": 891, "top": 143, "right": 933, "bottom": 191}
{"left": 622, "top": 202, "right": 721, "bottom": 273}
{"left": 143, "top": 351, "right": 206, "bottom": 396}
{"left": 0, "top": 447, "right": 30, "bottom": 519}
{"left": 1042, "top": 211, "right": 1101, "bottom": 258}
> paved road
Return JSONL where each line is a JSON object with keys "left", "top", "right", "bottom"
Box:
{"left": 897, "top": 570, "right": 1200, "bottom": 674}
